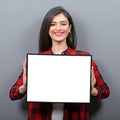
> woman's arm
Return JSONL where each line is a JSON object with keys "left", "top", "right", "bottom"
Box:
{"left": 91, "top": 60, "right": 110, "bottom": 99}
{"left": 9, "top": 72, "right": 26, "bottom": 100}
{"left": 9, "top": 60, "right": 27, "bottom": 100}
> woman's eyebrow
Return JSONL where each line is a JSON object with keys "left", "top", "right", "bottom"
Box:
{"left": 60, "top": 21, "right": 67, "bottom": 23}
{"left": 51, "top": 20, "right": 68, "bottom": 23}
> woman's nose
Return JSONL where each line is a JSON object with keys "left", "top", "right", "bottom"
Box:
{"left": 56, "top": 24, "right": 61, "bottom": 30}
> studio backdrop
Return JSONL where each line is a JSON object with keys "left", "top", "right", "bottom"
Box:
{"left": 0, "top": 0, "right": 120, "bottom": 120}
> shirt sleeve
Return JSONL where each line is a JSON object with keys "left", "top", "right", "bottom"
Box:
{"left": 77, "top": 50, "right": 110, "bottom": 99}
{"left": 92, "top": 60, "right": 110, "bottom": 99}
{"left": 9, "top": 71, "right": 26, "bottom": 100}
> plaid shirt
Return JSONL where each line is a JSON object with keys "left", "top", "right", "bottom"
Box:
{"left": 9, "top": 47, "right": 110, "bottom": 120}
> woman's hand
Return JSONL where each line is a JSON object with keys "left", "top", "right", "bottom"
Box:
{"left": 19, "top": 59, "right": 27, "bottom": 94}
{"left": 91, "top": 66, "right": 96, "bottom": 87}
{"left": 22, "top": 59, "right": 27, "bottom": 87}
{"left": 91, "top": 66, "right": 98, "bottom": 96}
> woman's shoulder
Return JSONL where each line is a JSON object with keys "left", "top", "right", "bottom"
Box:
{"left": 68, "top": 47, "right": 91, "bottom": 55}
{"left": 76, "top": 50, "right": 90, "bottom": 55}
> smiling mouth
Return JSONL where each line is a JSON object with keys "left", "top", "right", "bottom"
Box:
{"left": 54, "top": 32, "right": 64, "bottom": 36}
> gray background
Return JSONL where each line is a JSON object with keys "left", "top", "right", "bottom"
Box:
{"left": 0, "top": 0, "right": 119, "bottom": 119}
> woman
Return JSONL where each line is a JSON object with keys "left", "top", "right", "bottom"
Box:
{"left": 9, "top": 6, "right": 110, "bottom": 120}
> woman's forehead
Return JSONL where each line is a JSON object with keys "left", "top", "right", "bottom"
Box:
{"left": 51, "top": 13, "right": 69, "bottom": 22}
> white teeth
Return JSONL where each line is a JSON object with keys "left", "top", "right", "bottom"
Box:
{"left": 55, "top": 32, "right": 63, "bottom": 36}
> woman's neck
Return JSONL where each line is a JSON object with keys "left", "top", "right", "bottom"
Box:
{"left": 52, "top": 43, "right": 68, "bottom": 54}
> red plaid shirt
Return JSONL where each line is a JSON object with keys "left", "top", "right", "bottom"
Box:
{"left": 9, "top": 47, "right": 110, "bottom": 120}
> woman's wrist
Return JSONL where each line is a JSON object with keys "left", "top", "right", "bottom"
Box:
{"left": 19, "top": 84, "right": 26, "bottom": 94}
{"left": 91, "top": 87, "right": 98, "bottom": 96}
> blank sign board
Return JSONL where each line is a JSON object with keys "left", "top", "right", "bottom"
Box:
{"left": 27, "top": 54, "right": 91, "bottom": 103}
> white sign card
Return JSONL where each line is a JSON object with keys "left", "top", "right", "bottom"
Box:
{"left": 27, "top": 54, "right": 91, "bottom": 103}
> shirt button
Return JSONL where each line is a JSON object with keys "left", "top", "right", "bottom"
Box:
{"left": 64, "top": 110, "right": 67, "bottom": 112}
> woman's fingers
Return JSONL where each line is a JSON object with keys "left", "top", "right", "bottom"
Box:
{"left": 23, "top": 59, "right": 27, "bottom": 86}
{"left": 91, "top": 66, "right": 96, "bottom": 87}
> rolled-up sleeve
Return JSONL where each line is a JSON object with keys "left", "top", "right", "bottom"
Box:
{"left": 92, "top": 60, "right": 110, "bottom": 99}
{"left": 9, "top": 71, "right": 26, "bottom": 100}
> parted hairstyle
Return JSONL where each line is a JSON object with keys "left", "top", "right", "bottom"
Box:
{"left": 39, "top": 6, "right": 77, "bottom": 52}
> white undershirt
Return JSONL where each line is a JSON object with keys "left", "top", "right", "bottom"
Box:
{"left": 52, "top": 103, "right": 64, "bottom": 120}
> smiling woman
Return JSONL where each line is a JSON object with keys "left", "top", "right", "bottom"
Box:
{"left": 49, "top": 13, "right": 71, "bottom": 54}
{"left": 9, "top": 6, "right": 110, "bottom": 120}
{"left": 39, "top": 6, "right": 77, "bottom": 53}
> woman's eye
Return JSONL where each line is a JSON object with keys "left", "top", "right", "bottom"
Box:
{"left": 62, "top": 23, "right": 66, "bottom": 26}
{"left": 61, "top": 22, "right": 67, "bottom": 25}
{"left": 50, "top": 23, "right": 56, "bottom": 26}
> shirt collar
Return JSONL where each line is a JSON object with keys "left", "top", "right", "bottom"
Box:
{"left": 51, "top": 48, "right": 69, "bottom": 55}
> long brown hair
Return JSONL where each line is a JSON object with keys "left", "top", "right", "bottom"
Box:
{"left": 39, "top": 6, "right": 77, "bottom": 52}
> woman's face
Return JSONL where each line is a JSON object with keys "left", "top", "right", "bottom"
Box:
{"left": 49, "top": 13, "right": 71, "bottom": 43}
